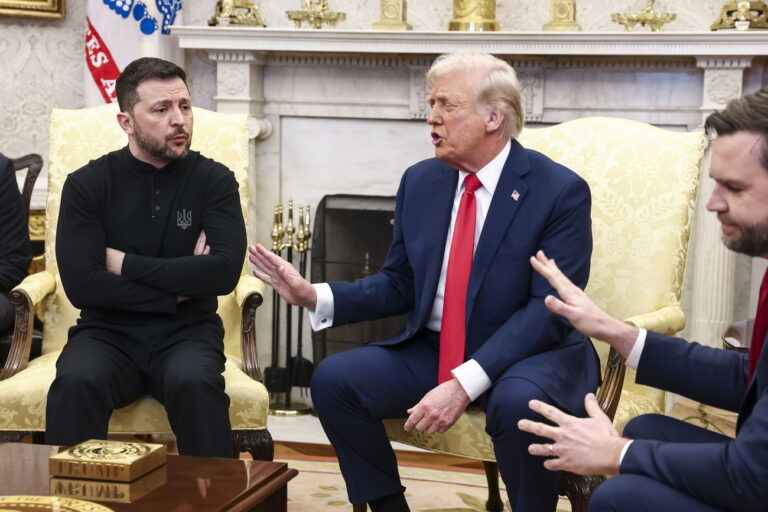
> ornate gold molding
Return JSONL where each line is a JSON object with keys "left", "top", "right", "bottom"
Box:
{"left": 0, "top": 0, "right": 65, "bottom": 19}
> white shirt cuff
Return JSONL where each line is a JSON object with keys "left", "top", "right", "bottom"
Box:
{"left": 625, "top": 328, "right": 647, "bottom": 369}
{"left": 619, "top": 439, "right": 633, "bottom": 466}
{"left": 451, "top": 359, "right": 492, "bottom": 402}
{"left": 307, "top": 283, "right": 334, "bottom": 331}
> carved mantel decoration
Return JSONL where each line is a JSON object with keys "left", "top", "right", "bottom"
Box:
{"left": 543, "top": 0, "right": 580, "bottom": 32}
{"left": 711, "top": 1, "right": 768, "bottom": 30}
{"left": 449, "top": 0, "right": 498, "bottom": 31}
{"left": 612, "top": 0, "right": 676, "bottom": 32}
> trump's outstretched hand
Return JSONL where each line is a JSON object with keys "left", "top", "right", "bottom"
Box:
{"left": 249, "top": 243, "right": 317, "bottom": 309}
{"left": 518, "top": 393, "right": 628, "bottom": 476}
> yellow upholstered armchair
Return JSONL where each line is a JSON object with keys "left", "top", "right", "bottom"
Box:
{"left": 0, "top": 103, "right": 272, "bottom": 460}
{"left": 381, "top": 117, "right": 707, "bottom": 512}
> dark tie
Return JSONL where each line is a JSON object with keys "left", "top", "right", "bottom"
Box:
{"left": 748, "top": 268, "right": 768, "bottom": 383}
{"left": 438, "top": 173, "right": 482, "bottom": 384}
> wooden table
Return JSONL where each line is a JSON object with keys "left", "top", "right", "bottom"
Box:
{"left": 0, "top": 443, "right": 298, "bottom": 512}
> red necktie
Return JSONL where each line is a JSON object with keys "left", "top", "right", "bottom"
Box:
{"left": 438, "top": 173, "right": 482, "bottom": 384}
{"left": 748, "top": 268, "right": 768, "bottom": 383}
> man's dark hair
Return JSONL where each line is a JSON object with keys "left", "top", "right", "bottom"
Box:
{"left": 705, "top": 88, "right": 768, "bottom": 170}
{"left": 115, "top": 57, "right": 188, "bottom": 114}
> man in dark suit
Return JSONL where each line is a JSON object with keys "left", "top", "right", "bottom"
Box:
{"left": 519, "top": 88, "right": 768, "bottom": 512}
{"left": 249, "top": 51, "right": 600, "bottom": 512}
{"left": 0, "top": 154, "right": 32, "bottom": 337}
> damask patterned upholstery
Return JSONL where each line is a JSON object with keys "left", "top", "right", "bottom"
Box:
{"left": 0, "top": 103, "right": 269, "bottom": 437}
{"left": 384, "top": 117, "right": 706, "bottom": 466}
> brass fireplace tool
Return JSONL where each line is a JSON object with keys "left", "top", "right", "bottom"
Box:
{"left": 267, "top": 200, "right": 313, "bottom": 415}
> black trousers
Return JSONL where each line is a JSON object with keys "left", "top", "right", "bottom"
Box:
{"left": 45, "top": 316, "right": 232, "bottom": 458}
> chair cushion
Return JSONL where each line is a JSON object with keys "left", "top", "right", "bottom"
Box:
{"left": 384, "top": 406, "right": 495, "bottom": 461}
{"left": 0, "top": 351, "right": 268, "bottom": 433}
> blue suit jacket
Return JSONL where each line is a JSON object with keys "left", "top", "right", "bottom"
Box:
{"left": 623, "top": 332, "right": 768, "bottom": 510}
{"left": 329, "top": 139, "right": 600, "bottom": 413}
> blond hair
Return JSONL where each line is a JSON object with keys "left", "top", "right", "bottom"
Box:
{"left": 426, "top": 51, "right": 524, "bottom": 139}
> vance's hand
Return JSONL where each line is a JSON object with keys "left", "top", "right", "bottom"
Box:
{"left": 404, "top": 378, "right": 470, "bottom": 434}
{"left": 518, "top": 393, "right": 628, "bottom": 476}
{"left": 248, "top": 243, "right": 317, "bottom": 309}
{"left": 530, "top": 250, "right": 637, "bottom": 357}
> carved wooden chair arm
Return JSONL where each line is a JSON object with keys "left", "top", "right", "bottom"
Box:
{"left": 235, "top": 274, "right": 265, "bottom": 382}
{"left": 2, "top": 271, "right": 56, "bottom": 380}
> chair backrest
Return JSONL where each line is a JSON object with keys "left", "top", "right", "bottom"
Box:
{"left": 518, "top": 117, "right": 706, "bottom": 414}
{"left": 43, "top": 103, "right": 250, "bottom": 359}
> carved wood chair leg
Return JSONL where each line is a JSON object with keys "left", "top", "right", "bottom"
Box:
{"left": 352, "top": 503, "right": 367, "bottom": 512}
{"left": 232, "top": 429, "right": 274, "bottom": 461}
{"left": 559, "top": 472, "right": 605, "bottom": 512}
{"left": 482, "top": 461, "right": 504, "bottom": 512}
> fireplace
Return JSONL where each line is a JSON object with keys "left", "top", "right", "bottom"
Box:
{"left": 311, "top": 194, "right": 408, "bottom": 363}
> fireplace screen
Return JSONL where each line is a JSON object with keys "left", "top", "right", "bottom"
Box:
{"left": 311, "top": 194, "right": 408, "bottom": 364}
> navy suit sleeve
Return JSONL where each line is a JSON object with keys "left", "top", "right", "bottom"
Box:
{"left": 0, "top": 157, "right": 32, "bottom": 293}
{"left": 121, "top": 170, "right": 246, "bottom": 297}
{"left": 470, "top": 176, "right": 593, "bottom": 383}
{"left": 620, "top": 331, "right": 767, "bottom": 511}
{"left": 622, "top": 397, "right": 768, "bottom": 511}
{"left": 329, "top": 171, "right": 415, "bottom": 324}
{"left": 56, "top": 173, "right": 177, "bottom": 313}
{"left": 637, "top": 332, "right": 747, "bottom": 412}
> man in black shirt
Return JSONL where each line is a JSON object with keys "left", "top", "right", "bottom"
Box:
{"left": 0, "top": 155, "right": 32, "bottom": 337}
{"left": 45, "top": 57, "right": 246, "bottom": 457}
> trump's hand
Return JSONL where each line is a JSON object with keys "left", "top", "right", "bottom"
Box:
{"left": 249, "top": 243, "right": 317, "bottom": 309}
{"left": 530, "top": 250, "right": 638, "bottom": 359}
{"left": 518, "top": 393, "right": 628, "bottom": 476}
{"left": 404, "top": 379, "right": 470, "bottom": 434}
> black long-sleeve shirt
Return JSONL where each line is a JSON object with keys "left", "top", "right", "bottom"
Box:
{"left": 0, "top": 155, "right": 32, "bottom": 294}
{"left": 56, "top": 147, "right": 246, "bottom": 325}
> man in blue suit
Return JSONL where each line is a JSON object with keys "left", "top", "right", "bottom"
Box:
{"left": 249, "top": 51, "right": 600, "bottom": 512}
{"left": 519, "top": 88, "right": 768, "bottom": 511}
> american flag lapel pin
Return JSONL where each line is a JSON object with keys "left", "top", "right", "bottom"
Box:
{"left": 511, "top": 190, "right": 520, "bottom": 201}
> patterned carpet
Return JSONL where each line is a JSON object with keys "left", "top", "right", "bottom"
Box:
{"left": 280, "top": 456, "right": 573, "bottom": 512}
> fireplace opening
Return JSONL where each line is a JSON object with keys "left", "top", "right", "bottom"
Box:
{"left": 311, "top": 194, "right": 408, "bottom": 364}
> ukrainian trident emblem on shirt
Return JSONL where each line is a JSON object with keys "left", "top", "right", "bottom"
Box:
{"left": 177, "top": 209, "right": 192, "bottom": 230}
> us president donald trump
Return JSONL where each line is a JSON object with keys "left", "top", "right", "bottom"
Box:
{"left": 249, "top": 51, "right": 600, "bottom": 512}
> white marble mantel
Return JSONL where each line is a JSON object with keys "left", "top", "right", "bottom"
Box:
{"left": 174, "top": 27, "right": 768, "bottom": 56}
{"left": 173, "top": 25, "right": 768, "bottom": 360}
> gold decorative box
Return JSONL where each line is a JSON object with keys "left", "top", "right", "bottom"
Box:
{"left": 50, "top": 465, "right": 167, "bottom": 503}
{"left": 49, "top": 440, "right": 166, "bottom": 483}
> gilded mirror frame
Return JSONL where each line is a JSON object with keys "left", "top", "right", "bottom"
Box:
{"left": 0, "top": 0, "right": 65, "bottom": 19}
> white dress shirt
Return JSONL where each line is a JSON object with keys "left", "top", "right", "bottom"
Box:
{"left": 309, "top": 141, "right": 512, "bottom": 401}
{"left": 618, "top": 327, "right": 648, "bottom": 464}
